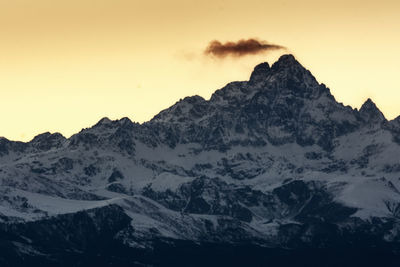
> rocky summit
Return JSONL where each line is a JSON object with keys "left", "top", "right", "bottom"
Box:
{"left": 1, "top": 55, "right": 400, "bottom": 266}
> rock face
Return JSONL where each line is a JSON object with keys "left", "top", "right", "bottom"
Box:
{"left": 1, "top": 54, "right": 400, "bottom": 266}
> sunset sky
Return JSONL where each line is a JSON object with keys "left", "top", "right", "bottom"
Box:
{"left": 1, "top": 0, "right": 399, "bottom": 141}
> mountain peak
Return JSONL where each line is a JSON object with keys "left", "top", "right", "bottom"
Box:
{"left": 249, "top": 54, "right": 303, "bottom": 82}
{"left": 249, "top": 62, "right": 270, "bottom": 82}
{"left": 97, "top": 117, "right": 112, "bottom": 125}
{"left": 271, "top": 54, "right": 302, "bottom": 70}
{"left": 29, "top": 132, "right": 66, "bottom": 151}
{"left": 118, "top": 117, "right": 133, "bottom": 124}
{"left": 359, "top": 98, "right": 385, "bottom": 123}
{"left": 362, "top": 98, "right": 374, "bottom": 107}
{"left": 93, "top": 117, "right": 115, "bottom": 129}
{"left": 30, "top": 132, "right": 65, "bottom": 142}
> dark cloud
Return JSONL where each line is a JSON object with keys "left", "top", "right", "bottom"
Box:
{"left": 204, "top": 38, "right": 285, "bottom": 58}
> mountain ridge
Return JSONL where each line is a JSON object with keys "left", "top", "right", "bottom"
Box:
{"left": 1, "top": 54, "right": 400, "bottom": 266}
{"left": 0, "top": 54, "right": 394, "bottom": 144}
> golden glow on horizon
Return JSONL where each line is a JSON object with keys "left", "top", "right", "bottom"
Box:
{"left": 0, "top": 0, "right": 400, "bottom": 141}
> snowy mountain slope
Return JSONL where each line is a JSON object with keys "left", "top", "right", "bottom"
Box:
{"left": 1, "top": 54, "right": 400, "bottom": 265}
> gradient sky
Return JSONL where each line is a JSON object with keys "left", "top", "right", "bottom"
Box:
{"left": 1, "top": 0, "right": 399, "bottom": 141}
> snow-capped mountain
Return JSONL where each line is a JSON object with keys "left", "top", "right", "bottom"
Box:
{"left": 1, "top": 54, "right": 400, "bottom": 266}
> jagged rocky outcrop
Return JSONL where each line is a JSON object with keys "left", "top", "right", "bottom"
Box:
{"left": 1, "top": 54, "right": 400, "bottom": 266}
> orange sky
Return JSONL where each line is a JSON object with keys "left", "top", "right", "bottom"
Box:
{"left": 1, "top": 0, "right": 399, "bottom": 141}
